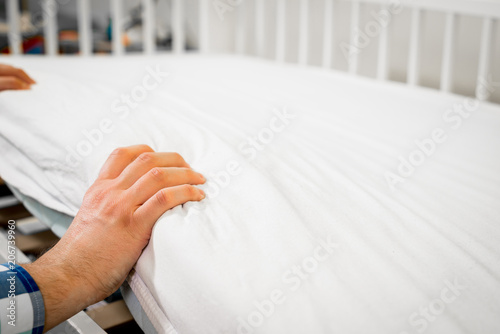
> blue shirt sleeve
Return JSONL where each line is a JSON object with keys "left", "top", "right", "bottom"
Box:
{"left": 0, "top": 263, "right": 45, "bottom": 334}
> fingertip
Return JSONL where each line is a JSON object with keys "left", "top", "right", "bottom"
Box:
{"left": 199, "top": 188, "right": 206, "bottom": 200}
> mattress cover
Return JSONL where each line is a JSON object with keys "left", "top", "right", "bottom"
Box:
{"left": 0, "top": 55, "right": 499, "bottom": 334}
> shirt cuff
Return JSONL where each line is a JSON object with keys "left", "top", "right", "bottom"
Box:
{"left": 0, "top": 263, "right": 45, "bottom": 334}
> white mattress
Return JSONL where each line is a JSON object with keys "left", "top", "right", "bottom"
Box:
{"left": 0, "top": 55, "right": 499, "bottom": 334}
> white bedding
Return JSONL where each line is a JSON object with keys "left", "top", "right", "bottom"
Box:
{"left": 0, "top": 55, "right": 499, "bottom": 334}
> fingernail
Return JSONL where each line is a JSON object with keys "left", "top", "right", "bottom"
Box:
{"left": 199, "top": 189, "right": 206, "bottom": 199}
{"left": 199, "top": 174, "right": 206, "bottom": 182}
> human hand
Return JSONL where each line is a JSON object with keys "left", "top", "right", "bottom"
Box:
{"left": 24, "top": 145, "right": 206, "bottom": 330}
{"left": 0, "top": 64, "right": 36, "bottom": 92}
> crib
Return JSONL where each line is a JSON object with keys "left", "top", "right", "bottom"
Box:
{"left": 2, "top": 1, "right": 500, "bottom": 334}
{"left": 4, "top": 0, "right": 500, "bottom": 101}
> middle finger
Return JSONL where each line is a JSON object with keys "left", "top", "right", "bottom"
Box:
{"left": 127, "top": 167, "right": 205, "bottom": 205}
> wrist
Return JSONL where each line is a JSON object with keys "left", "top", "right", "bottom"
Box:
{"left": 22, "top": 246, "right": 95, "bottom": 331}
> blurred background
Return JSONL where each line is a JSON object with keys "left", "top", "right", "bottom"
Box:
{"left": 0, "top": 0, "right": 499, "bottom": 102}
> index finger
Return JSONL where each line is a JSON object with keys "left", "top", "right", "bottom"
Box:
{"left": 0, "top": 65, "right": 36, "bottom": 84}
{"left": 97, "top": 145, "right": 155, "bottom": 180}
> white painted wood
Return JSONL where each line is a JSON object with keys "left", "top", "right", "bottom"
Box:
{"left": 199, "top": 0, "right": 209, "bottom": 53}
{"left": 255, "top": 0, "right": 265, "bottom": 57}
{"left": 348, "top": 0, "right": 360, "bottom": 74}
{"left": 476, "top": 17, "right": 493, "bottom": 100}
{"left": 66, "top": 312, "right": 106, "bottom": 334}
{"left": 322, "top": 0, "right": 334, "bottom": 68}
{"left": 407, "top": 8, "right": 421, "bottom": 86}
{"left": 376, "top": 4, "right": 389, "bottom": 80}
{"left": 6, "top": 0, "right": 22, "bottom": 55}
{"left": 77, "top": 0, "right": 91, "bottom": 56}
{"left": 0, "top": 231, "right": 30, "bottom": 263}
{"left": 3, "top": 0, "right": 497, "bottom": 109}
{"left": 42, "top": 0, "right": 58, "bottom": 56}
{"left": 298, "top": 0, "right": 309, "bottom": 65}
{"left": 172, "top": 0, "right": 185, "bottom": 54}
{"left": 111, "top": 0, "right": 124, "bottom": 55}
{"left": 344, "top": 0, "right": 500, "bottom": 19}
{"left": 235, "top": 3, "right": 247, "bottom": 54}
{"left": 440, "top": 12, "right": 456, "bottom": 92}
{"left": 275, "top": 0, "right": 286, "bottom": 62}
{"left": 142, "top": 0, "right": 155, "bottom": 55}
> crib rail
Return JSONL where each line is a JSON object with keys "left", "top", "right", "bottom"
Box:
{"left": 3, "top": 0, "right": 500, "bottom": 101}
{"left": 235, "top": 0, "right": 500, "bottom": 100}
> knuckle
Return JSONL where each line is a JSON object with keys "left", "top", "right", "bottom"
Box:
{"left": 83, "top": 186, "right": 132, "bottom": 222}
{"left": 183, "top": 184, "right": 197, "bottom": 197}
{"left": 137, "top": 152, "right": 155, "bottom": 165}
{"left": 156, "top": 189, "right": 171, "bottom": 206}
{"left": 171, "top": 152, "right": 182, "bottom": 159}
{"left": 138, "top": 144, "right": 154, "bottom": 152}
{"left": 150, "top": 167, "right": 167, "bottom": 181}
{"left": 111, "top": 147, "right": 129, "bottom": 156}
{"left": 87, "top": 183, "right": 110, "bottom": 202}
{"left": 171, "top": 152, "right": 185, "bottom": 163}
{"left": 83, "top": 187, "right": 110, "bottom": 213}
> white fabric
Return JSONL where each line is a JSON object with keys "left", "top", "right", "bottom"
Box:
{"left": 0, "top": 55, "right": 499, "bottom": 334}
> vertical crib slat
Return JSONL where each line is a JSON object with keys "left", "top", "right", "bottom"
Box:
{"left": 77, "top": 0, "right": 91, "bottom": 56}
{"left": 6, "top": 0, "right": 22, "bottom": 55}
{"left": 111, "top": 0, "right": 124, "bottom": 55}
{"left": 377, "top": 4, "right": 389, "bottom": 81}
{"left": 440, "top": 12, "right": 456, "bottom": 92}
{"left": 255, "top": 0, "right": 264, "bottom": 57}
{"left": 275, "top": 0, "right": 286, "bottom": 62}
{"left": 199, "top": 0, "right": 209, "bottom": 53}
{"left": 43, "top": 0, "right": 58, "bottom": 56}
{"left": 235, "top": 3, "right": 246, "bottom": 54}
{"left": 172, "top": 0, "right": 185, "bottom": 54}
{"left": 143, "top": 0, "right": 155, "bottom": 55}
{"left": 298, "top": 0, "right": 309, "bottom": 65}
{"left": 476, "top": 17, "right": 493, "bottom": 100}
{"left": 348, "top": 0, "right": 360, "bottom": 74}
{"left": 407, "top": 8, "right": 421, "bottom": 86}
{"left": 322, "top": 0, "right": 334, "bottom": 68}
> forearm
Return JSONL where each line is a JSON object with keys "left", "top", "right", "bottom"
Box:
{"left": 22, "top": 246, "right": 95, "bottom": 332}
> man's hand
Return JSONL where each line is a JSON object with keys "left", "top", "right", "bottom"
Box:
{"left": 23, "top": 145, "right": 206, "bottom": 331}
{"left": 0, "top": 64, "right": 36, "bottom": 92}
